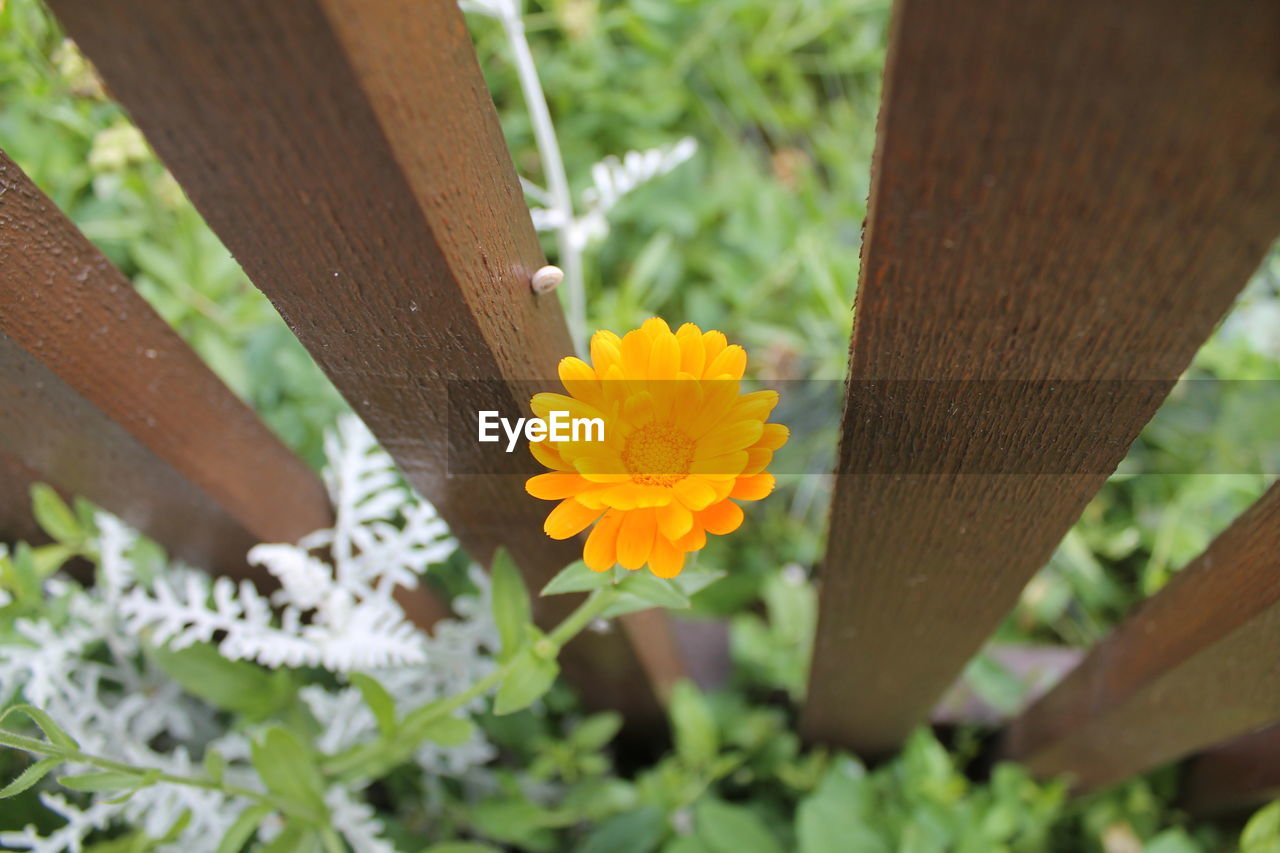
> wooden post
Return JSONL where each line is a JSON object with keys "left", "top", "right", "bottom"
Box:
{"left": 1180, "top": 725, "right": 1280, "bottom": 816}
{"left": 1004, "top": 484, "right": 1280, "bottom": 791}
{"left": 802, "top": 0, "right": 1280, "bottom": 756}
{"left": 0, "top": 150, "right": 333, "bottom": 578}
{"left": 46, "top": 0, "right": 685, "bottom": 716}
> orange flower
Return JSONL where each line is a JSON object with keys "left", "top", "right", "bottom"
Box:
{"left": 525, "top": 318, "right": 788, "bottom": 578}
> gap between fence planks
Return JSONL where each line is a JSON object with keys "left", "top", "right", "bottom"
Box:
{"left": 47, "top": 0, "right": 687, "bottom": 718}
{"left": 802, "top": 0, "right": 1280, "bottom": 757}
{"left": 0, "top": 150, "right": 343, "bottom": 583}
{"left": 1003, "top": 483, "right": 1280, "bottom": 792}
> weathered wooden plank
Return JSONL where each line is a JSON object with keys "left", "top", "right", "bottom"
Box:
{"left": 1004, "top": 483, "right": 1280, "bottom": 791}
{"left": 48, "top": 0, "right": 685, "bottom": 715}
{"left": 0, "top": 149, "right": 349, "bottom": 577}
{"left": 1180, "top": 725, "right": 1280, "bottom": 816}
{"left": 803, "top": 0, "right": 1280, "bottom": 756}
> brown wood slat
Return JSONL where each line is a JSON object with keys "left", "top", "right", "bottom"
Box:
{"left": 1003, "top": 483, "right": 1280, "bottom": 792}
{"left": 802, "top": 0, "right": 1280, "bottom": 756}
{"left": 0, "top": 150, "right": 339, "bottom": 575}
{"left": 47, "top": 0, "right": 685, "bottom": 716}
{"left": 1180, "top": 725, "right": 1280, "bottom": 816}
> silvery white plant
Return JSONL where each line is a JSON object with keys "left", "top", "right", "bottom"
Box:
{"left": 0, "top": 415, "right": 499, "bottom": 852}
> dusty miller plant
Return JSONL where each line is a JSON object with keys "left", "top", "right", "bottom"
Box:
{"left": 0, "top": 415, "right": 706, "bottom": 851}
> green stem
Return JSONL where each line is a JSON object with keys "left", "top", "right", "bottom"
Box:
{"left": 548, "top": 585, "right": 619, "bottom": 648}
{"left": 327, "top": 585, "right": 621, "bottom": 782}
{"left": 0, "top": 729, "right": 300, "bottom": 817}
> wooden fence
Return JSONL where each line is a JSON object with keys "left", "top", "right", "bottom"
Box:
{"left": 0, "top": 0, "right": 1276, "bottom": 809}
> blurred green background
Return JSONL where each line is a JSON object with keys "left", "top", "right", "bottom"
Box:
{"left": 2, "top": 0, "right": 1278, "bottom": 847}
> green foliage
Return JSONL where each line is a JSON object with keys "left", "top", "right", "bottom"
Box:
{"left": 491, "top": 547, "right": 533, "bottom": 662}
{"left": 3, "top": 0, "right": 1280, "bottom": 849}
{"left": 150, "top": 643, "right": 297, "bottom": 720}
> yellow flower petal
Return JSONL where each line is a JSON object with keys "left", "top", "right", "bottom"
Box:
{"left": 657, "top": 501, "right": 693, "bottom": 539}
{"left": 673, "top": 476, "right": 717, "bottom": 511}
{"left": 621, "top": 329, "right": 651, "bottom": 378}
{"left": 591, "top": 331, "right": 624, "bottom": 375}
{"left": 641, "top": 317, "right": 672, "bottom": 338}
{"left": 572, "top": 455, "right": 630, "bottom": 483}
{"left": 544, "top": 499, "right": 604, "bottom": 540}
{"left": 528, "top": 320, "right": 784, "bottom": 577}
{"left": 559, "top": 356, "right": 600, "bottom": 405}
{"left": 729, "top": 389, "right": 779, "bottom": 422}
{"left": 526, "top": 472, "right": 591, "bottom": 500}
{"left": 759, "top": 422, "right": 790, "bottom": 450}
{"left": 531, "top": 440, "right": 571, "bottom": 471}
{"left": 673, "top": 524, "right": 706, "bottom": 552}
{"left": 696, "top": 420, "right": 764, "bottom": 458}
{"left": 676, "top": 323, "right": 706, "bottom": 376}
{"left": 584, "top": 510, "right": 623, "bottom": 571}
{"left": 649, "top": 329, "right": 681, "bottom": 380}
{"left": 699, "top": 500, "right": 744, "bottom": 536}
{"left": 649, "top": 536, "right": 685, "bottom": 578}
{"left": 700, "top": 330, "right": 728, "bottom": 373}
{"left": 617, "top": 508, "right": 656, "bottom": 569}
{"left": 690, "top": 451, "right": 748, "bottom": 479}
{"left": 705, "top": 344, "right": 747, "bottom": 380}
{"left": 531, "top": 392, "right": 606, "bottom": 424}
{"left": 743, "top": 446, "right": 773, "bottom": 475}
{"left": 730, "top": 473, "right": 774, "bottom": 501}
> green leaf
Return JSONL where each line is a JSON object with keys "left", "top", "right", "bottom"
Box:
{"left": 217, "top": 803, "right": 273, "bottom": 853}
{"left": 258, "top": 821, "right": 322, "bottom": 853}
{"left": 576, "top": 806, "right": 667, "bottom": 853}
{"left": 694, "top": 799, "right": 782, "bottom": 853}
{"left": 490, "top": 548, "right": 532, "bottom": 661}
{"left": 0, "top": 756, "right": 60, "bottom": 798}
{"left": 619, "top": 573, "right": 690, "bottom": 609}
{"left": 494, "top": 648, "right": 559, "bottom": 715}
{"left": 672, "top": 568, "right": 726, "bottom": 598}
{"left": 0, "top": 704, "right": 79, "bottom": 750}
{"left": 1242, "top": 801, "right": 1280, "bottom": 850}
{"left": 420, "top": 844, "right": 503, "bottom": 853}
{"left": 796, "top": 758, "right": 886, "bottom": 853}
{"left": 250, "top": 727, "right": 326, "bottom": 818}
{"left": 1142, "top": 829, "right": 1201, "bottom": 853}
{"left": 600, "top": 593, "right": 661, "bottom": 619}
{"left": 419, "top": 715, "right": 476, "bottom": 747}
{"left": 570, "top": 712, "right": 623, "bottom": 751}
{"left": 203, "top": 749, "right": 227, "bottom": 785}
{"left": 60, "top": 771, "right": 150, "bottom": 792}
{"left": 157, "top": 809, "right": 194, "bottom": 843}
{"left": 151, "top": 642, "right": 294, "bottom": 719}
{"left": 542, "top": 560, "right": 614, "bottom": 596}
{"left": 664, "top": 836, "right": 714, "bottom": 853}
{"left": 669, "top": 681, "right": 717, "bottom": 767}
{"left": 31, "top": 543, "right": 79, "bottom": 578}
{"left": 9, "top": 543, "right": 41, "bottom": 603}
{"left": 471, "top": 796, "right": 556, "bottom": 844}
{"left": 30, "top": 483, "right": 82, "bottom": 544}
{"left": 350, "top": 673, "right": 397, "bottom": 735}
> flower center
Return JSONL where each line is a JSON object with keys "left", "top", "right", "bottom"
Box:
{"left": 622, "top": 423, "right": 695, "bottom": 488}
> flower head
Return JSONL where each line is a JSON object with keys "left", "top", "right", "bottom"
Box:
{"left": 526, "top": 318, "right": 788, "bottom": 578}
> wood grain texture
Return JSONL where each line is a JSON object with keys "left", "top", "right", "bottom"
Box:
{"left": 47, "top": 0, "right": 684, "bottom": 716}
{"left": 802, "top": 0, "right": 1280, "bottom": 756}
{"left": 1180, "top": 724, "right": 1280, "bottom": 816}
{"left": 1003, "top": 483, "right": 1280, "bottom": 792}
{"left": 0, "top": 151, "right": 333, "bottom": 577}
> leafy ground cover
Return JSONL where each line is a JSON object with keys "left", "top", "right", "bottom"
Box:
{"left": 1, "top": 0, "right": 1278, "bottom": 848}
